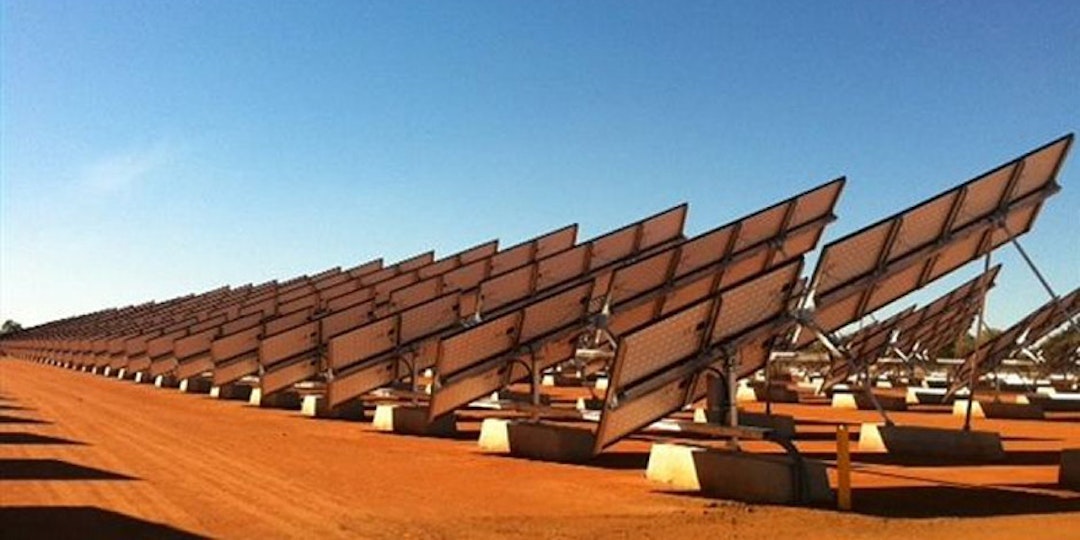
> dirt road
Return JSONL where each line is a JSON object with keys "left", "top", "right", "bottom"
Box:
{"left": 2, "top": 359, "right": 1078, "bottom": 539}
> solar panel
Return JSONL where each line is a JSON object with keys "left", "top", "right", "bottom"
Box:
{"left": 255, "top": 228, "right": 578, "bottom": 398}
{"left": 892, "top": 267, "right": 1000, "bottom": 355}
{"left": 198, "top": 252, "right": 444, "bottom": 386}
{"left": 323, "top": 204, "right": 690, "bottom": 409}
{"left": 425, "top": 180, "right": 841, "bottom": 421}
{"left": 800, "top": 136, "right": 1070, "bottom": 349}
{"left": 819, "top": 266, "right": 1000, "bottom": 389}
{"left": 593, "top": 260, "right": 804, "bottom": 451}
{"left": 949, "top": 286, "right": 1080, "bottom": 394}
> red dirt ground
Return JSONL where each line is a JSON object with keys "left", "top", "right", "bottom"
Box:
{"left": 1, "top": 358, "right": 1078, "bottom": 539}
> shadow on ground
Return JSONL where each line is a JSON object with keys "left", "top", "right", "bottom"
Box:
{"left": 0, "top": 433, "right": 85, "bottom": 445}
{"left": 852, "top": 485, "right": 1080, "bottom": 517}
{"left": 0, "top": 507, "right": 205, "bottom": 539}
{"left": 0, "top": 415, "right": 48, "bottom": 425}
{"left": 0, "top": 459, "right": 134, "bottom": 480}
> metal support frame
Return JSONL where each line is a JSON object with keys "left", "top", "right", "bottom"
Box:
{"left": 800, "top": 313, "right": 894, "bottom": 426}
{"left": 1007, "top": 231, "right": 1080, "bottom": 335}
{"left": 963, "top": 251, "right": 994, "bottom": 431}
{"left": 725, "top": 351, "right": 740, "bottom": 450}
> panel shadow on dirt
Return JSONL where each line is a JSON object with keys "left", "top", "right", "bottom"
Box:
{"left": 0, "top": 506, "right": 206, "bottom": 539}
{"left": 0, "top": 459, "right": 134, "bottom": 480}
{"left": 0, "top": 432, "right": 85, "bottom": 445}
{"left": 853, "top": 485, "right": 1080, "bottom": 517}
{"left": 0, "top": 415, "right": 48, "bottom": 425}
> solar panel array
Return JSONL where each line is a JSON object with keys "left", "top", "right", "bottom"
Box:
{"left": 799, "top": 135, "right": 1071, "bottom": 345}
{"left": 820, "top": 266, "right": 1000, "bottom": 389}
{"left": 948, "top": 286, "right": 1080, "bottom": 395}
{"left": 0, "top": 133, "right": 1074, "bottom": 464}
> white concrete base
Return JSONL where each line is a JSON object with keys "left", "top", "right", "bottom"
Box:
{"left": 209, "top": 385, "right": 222, "bottom": 398}
{"left": 859, "top": 423, "right": 886, "bottom": 451}
{"left": 116, "top": 368, "right": 126, "bottom": 379}
{"left": 1016, "top": 394, "right": 1030, "bottom": 405}
{"left": 506, "top": 422, "right": 595, "bottom": 463}
{"left": 831, "top": 393, "right": 857, "bottom": 409}
{"left": 249, "top": 388, "right": 263, "bottom": 405}
{"left": 372, "top": 404, "right": 397, "bottom": 431}
{"left": 952, "top": 399, "right": 986, "bottom": 419}
{"left": 179, "top": 378, "right": 212, "bottom": 395}
{"left": 301, "top": 395, "right": 366, "bottom": 419}
{"left": 478, "top": 418, "right": 510, "bottom": 452}
{"left": 872, "top": 424, "right": 1005, "bottom": 461}
{"left": 693, "top": 450, "right": 833, "bottom": 505}
{"left": 541, "top": 374, "right": 555, "bottom": 387}
{"left": 134, "top": 372, "right": 146, "bottom": 384}
{"left": 301, "top": 395, "right": 322, "bottom": 417}
{"left": 645, "top": 443, "right": 703, "bottom": 490}
{"left": 905, "top": 387, "right": 919, "bottom": 405}
{"left": 422, "top": 368, "right": 433, "bottom": 378}
{"left": 103, "top": 367, "right": 112, "bottom": 377}
{"left": 91, "top": 366, "right": 99, "bottom": 375}
{"left": 595, "top": 377, "right": 609, "bottom": 390}
{"left": 736, "top": 384, "right": 758, "bottom": 403}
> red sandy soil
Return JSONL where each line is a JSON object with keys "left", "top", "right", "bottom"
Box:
{"left": 1, "top": 358, "right": 1078, "bottom": 539}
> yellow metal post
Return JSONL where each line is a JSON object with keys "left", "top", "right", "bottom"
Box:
{"left": 837, "top": 423, "right": 852, "bottom": 511}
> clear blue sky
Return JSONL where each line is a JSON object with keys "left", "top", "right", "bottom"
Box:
{"left": 2, "top": 1, "right": 1078, "bottom": 331}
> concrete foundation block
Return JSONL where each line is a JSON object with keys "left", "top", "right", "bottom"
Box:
{"left": 876, "top": 425, "right": 1005, "bottom": 462}
{"left": 372, "top": 404, "right": 397, "bottom": 431}
{"left": 541, "top": 374, "right": 556, "bottom": 387}
{"left": 914, "top": 389, "right": 952, "bottom": 405}
{"left": 250, "top": 388, "right": 302, "bottom": 409}
{"left": 753, "top": 385, "right": 801, "bottom": 403}
{"left": 1027, "top": 394, "right": 1080, "bottom": 412}
{"left": 133, "top": 372, "right": 147, "bottom": 384}
{"left": 692, "top": 449, "right": 833, "bottom": 506}
{"left": 1060, "top": 449, "right": 1080, "bottom": 490}
{"left": 858, "top": 423, "right": 887, "bottom": 451}
{"left": 594, "top": 377, "right": 609, "bottom": 391}
{"left": 905, "top": 387, "right": 920, "bottom": 405}
{"left": 391, "top": 406, "right": 457, "bottom": 437}
{"left": 211, "top": 383, "right": 253, "bottom": 400}
{"left": 980, "top": 401, "right": 1044, "bottom": 420}
{"left": 736, "top": 384, "right": 757, "bottom": 403}
{"left": 301, "top": 395, "right": 366, "bottom": 419}
{"left": 154, "top": 375, "right": 178, "bottom": 388}
{"left": 855, "top": 392, "right": 908, "bottom": 411}
{"left": 91, "top": 366, "right": 99, "bottom": 375}
{"left": 179, "top": 377, "right": 212, "bottom": 394}
{"left": 103, "top": 367, "right": 112, "bottom": 377}
{"left": 116, "top": 368, "right": 126, "bottom": 379}
{"left": 831, "top": 393, "right": 857, "bottom": 409}
{"left": 952, "top": 399, "right": 986, "bottom": 419}
{"left": 645, "top": 443, "right": 704, "bottom": 490}
{"left": 496, "top": 390, "right": 551, "bottom": 405}
{"left": 507, "top": 422, "right": 596, "bottom": 463}
{"left": 478, "top": 418, "right": 510, "bottom": 452}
